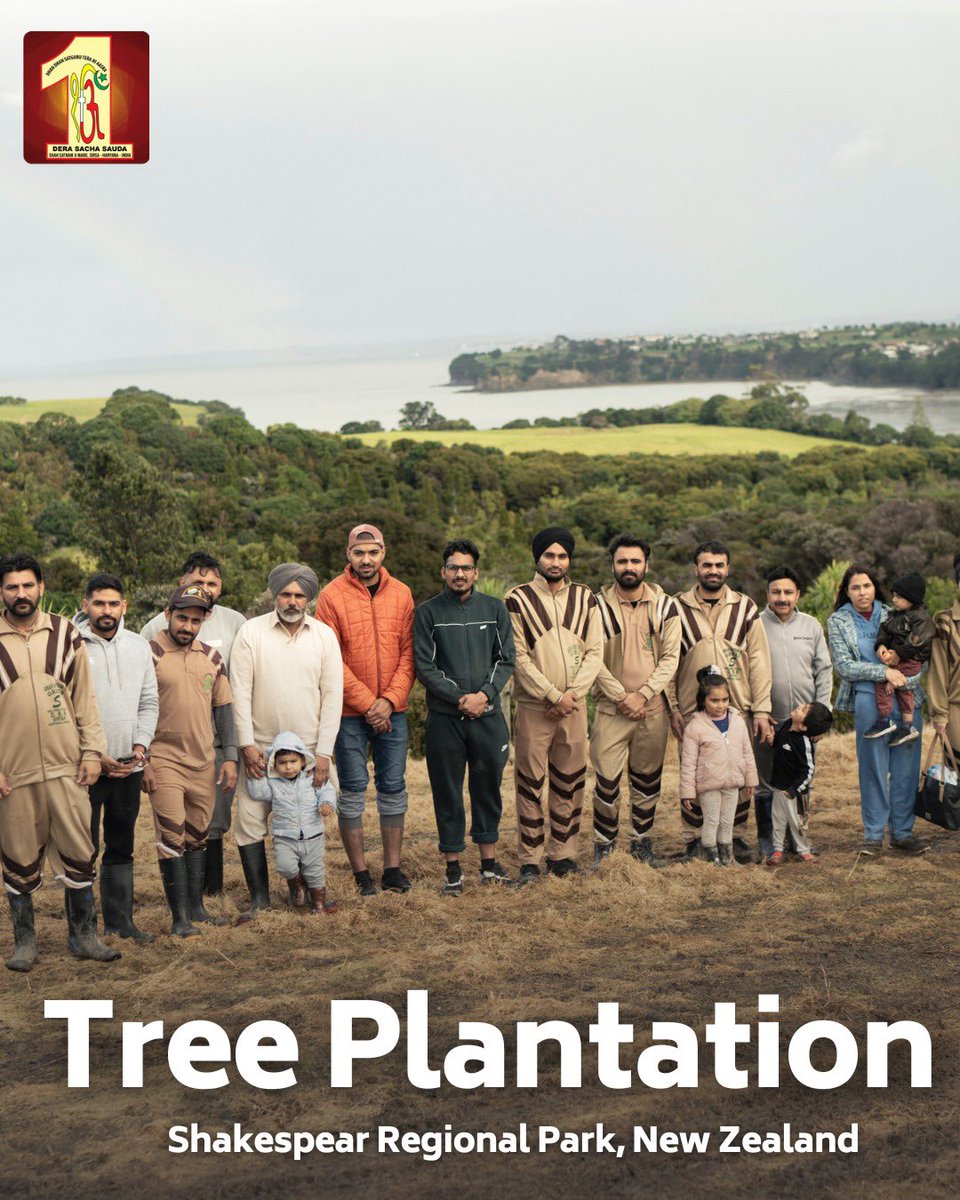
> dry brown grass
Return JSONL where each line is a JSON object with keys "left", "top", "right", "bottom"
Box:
{"left": 2, "top": 732, "right": 959, "bottom": 1199}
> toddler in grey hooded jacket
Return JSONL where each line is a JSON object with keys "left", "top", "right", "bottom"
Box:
{"left": 246, "top": 731, "right": 337, "bottom": 887}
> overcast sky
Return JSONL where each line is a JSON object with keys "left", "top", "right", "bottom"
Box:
{"left": 2, "top": 0, "right": 958, "bottom": 369}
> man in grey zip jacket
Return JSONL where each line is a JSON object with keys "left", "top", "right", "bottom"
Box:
{"left": 413, "top": 539, "right": 515, "bottom": 893}
{"left": 756, "top": 567, "right": 833, "bottom": 855}
{"left": 141, "top": 552, "right": 245, "bottom": 893}
{"left": 78, "top": 573, "right": 159, "bottom": 943}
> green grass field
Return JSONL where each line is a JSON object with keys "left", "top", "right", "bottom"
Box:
{"left": 0, "top": 397, "right": 203, "bottom": 426}
{"left": 354, "top": 423, "right": 845, "bottom": 456}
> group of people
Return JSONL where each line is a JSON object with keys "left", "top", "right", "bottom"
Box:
{"left": 2, "top": 528, "right": 959, "bottom": 973}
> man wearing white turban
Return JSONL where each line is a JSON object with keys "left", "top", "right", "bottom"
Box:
{"left": 229, "top": 562, "right": 343, "bottom": 917}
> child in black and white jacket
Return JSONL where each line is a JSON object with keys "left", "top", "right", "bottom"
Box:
{"left": 767, "top": 702, "right": 833, "bottom": 866}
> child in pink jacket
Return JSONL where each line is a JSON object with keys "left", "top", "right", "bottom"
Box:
{"left": 679, "top": 666, "right": 758, "bottom": 865}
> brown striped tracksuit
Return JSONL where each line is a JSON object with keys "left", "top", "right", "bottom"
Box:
{"left": 505, "top": 575, "right": 602, "bottom": 865}
{"left": 928, "top": 600, "right": 960, "bottom": 754}
{"left": 148, "top": 631, "right": 233, "bottom": 859}
{"left": 590, "top": 583, "right": 681, "bottom": 846}
{"left": 0, "top": 612, "right": 105, "bottom": 894}
{"left": 666, "top": 586, "right": 772, "bottom": 841}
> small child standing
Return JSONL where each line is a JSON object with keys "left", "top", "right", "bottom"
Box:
{"left": 245, "top": 731, "right": 339, "bottom": 915}
{"left": 767, "top": 702, "right": 833, "bottom": 866}
{"left": 868, "top": 573, "right": 935, "bottom": 747}
{"left": 679, "top": 666, "right": 758, "bottom": 865}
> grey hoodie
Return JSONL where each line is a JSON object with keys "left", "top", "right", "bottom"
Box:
{"left": 245, "top": 730, "right": 337, "bottom": 840}
{"left": 77, "top": 615, "right": 159, "bottom": 765}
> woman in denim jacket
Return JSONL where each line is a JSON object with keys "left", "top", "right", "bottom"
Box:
{"left": 826, "top": 564, "right": 926, "bottom": 856}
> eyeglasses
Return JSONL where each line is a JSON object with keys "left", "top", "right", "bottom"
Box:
{"left": 443, "top": 565, "right": 477, "bottom": 575}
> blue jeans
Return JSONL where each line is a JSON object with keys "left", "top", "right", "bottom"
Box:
{"left": 335, "top": 713, "right": 408, "bottom": 822}
{"left": 853, "top": 689, "right": 923, "bottom": 842}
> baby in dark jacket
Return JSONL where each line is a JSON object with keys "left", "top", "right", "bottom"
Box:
{"left": 767, "top": 701, "right": 833, "bottom": 866}
{"left": 869, "top": 573, "right": 935, "bottom": 747}
{"left": 246, "top": 731, "right": 338, "bottom": 915}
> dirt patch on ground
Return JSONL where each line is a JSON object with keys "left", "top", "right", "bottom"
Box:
{"left": 2, "top": 732, "right": 958, "bottom": 1199}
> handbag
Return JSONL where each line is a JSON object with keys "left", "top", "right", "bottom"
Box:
{"left": 915, "top": 736, "right": 960, "bottom": 830}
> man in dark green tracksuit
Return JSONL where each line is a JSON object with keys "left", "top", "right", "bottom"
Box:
{"left": 413, "top": 539, "right": 516, "bottom": 895}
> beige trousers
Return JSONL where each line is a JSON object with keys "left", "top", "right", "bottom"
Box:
{"left": 0, "top": 776, "right": 96, "bottom": 894}
{"left": 590, "top": 707, "right": 670, "bottom": 845}
{"left": 149, "top": 761, "right": 216, "bottom": 859}
{"left": 514, "top": 704, "right": 588, "bottom": 866}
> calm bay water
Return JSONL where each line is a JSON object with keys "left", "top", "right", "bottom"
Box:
{"left": 4, "top": 356, "right": 959, "bottom": 433}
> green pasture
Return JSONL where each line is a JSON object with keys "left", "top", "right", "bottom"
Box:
{"left": 354, "top": 423, "right": 845, "bottom": 456}
{"left": 0, "top": 397, "right": 203, "bottom": 426}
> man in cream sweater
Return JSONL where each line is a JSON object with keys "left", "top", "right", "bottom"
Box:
{"left": 229, "top": 563, "right": 343, "bottom": 918}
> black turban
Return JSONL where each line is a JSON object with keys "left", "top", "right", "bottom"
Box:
{"left": 532, "top": 526, "right": 575, "bottom": 563}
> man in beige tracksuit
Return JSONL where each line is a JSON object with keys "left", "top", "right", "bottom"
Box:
{"left": 0, "top": 553, "right": 119, "bottom": 972}
{"left": 591, "top": 535, "right": 680, "bottom": 867}
{"left": 505, "top": 527, "right": 602, "bottom": 882}
{"left": 666, "top": 540, "right": 773, "bottom": 862}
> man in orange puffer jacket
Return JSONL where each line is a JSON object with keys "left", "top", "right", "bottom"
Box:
{"left": 315, "top": 524, "right": 416, "bottom": 896}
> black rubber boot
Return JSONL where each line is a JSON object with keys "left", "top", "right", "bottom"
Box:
{"left": 203, "top": 837, "right": 224, "bottom": 896}
{"left": 6, "top": 892, "right": 37, "bottom": 972}
{"left": 629, "top": 837, "right": 669, "bottom": 868}
{"left": 65, "top": 887, "right": 122, "bottom": 962}
{"left": 754, "top": 791, "right": 774, "bottom": 858}
{"left": 680, "top": 837, "right": 702, "bottom": 862}
{"left": 100, "top": 862, "right": 155, "bottom": 944}
{"left": 185, "top": 848, "right": 230, "bottom": 925}
{"left": 237, "top": 841, "right": 272, "bottom": 921}
{"left": 158, "top": 858, "right": 200, "bottom": 937}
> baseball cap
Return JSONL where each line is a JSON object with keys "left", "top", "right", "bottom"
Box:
{"left": 167, "top": 584, "right": 214, "bottom": 612}
{"left": 347, "top": 523, "right": 385, "bottom": 549}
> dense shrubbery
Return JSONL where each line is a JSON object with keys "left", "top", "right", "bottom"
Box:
{"left": 3, "top": 387, "right": 958, "bottom": 629}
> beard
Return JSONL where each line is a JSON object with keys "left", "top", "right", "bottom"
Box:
{"left": 615, "top": 569, "right": 645, "bottom": 589}
{"left": 277, "top": 603, "right": 304, "bottom": 624}
{"left": 7, "top": 597, "right": 39, "bottom": 618}
{"left": 93, "top": 616, "right": 118, "bottom": 633}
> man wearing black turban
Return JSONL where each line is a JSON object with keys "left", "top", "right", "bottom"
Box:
{"left": 504, "top": 528, "right": 602, "bottom": 882}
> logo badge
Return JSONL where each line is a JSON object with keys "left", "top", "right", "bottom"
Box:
{"left": 23, "top": 32, "right": 149, "bottom": 163}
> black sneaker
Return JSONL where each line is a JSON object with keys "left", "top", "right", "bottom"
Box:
{"left": 865, "top": 719, "right": 896, "bottom": 739}
{"left": 858, "top": 840, "right": 884, "bottom": 856}
{"left": 353, "top": 870, "right": 378, "bottom": 897}
{"left": 381, "top": 867, "right": 412, "bottom": 894}
{"left": 479, "top": 860, "right": 514, "bottom": 886}
{"left": 629, "top": 837, "right": 668, "bottom": 868}
{"left": 888, "top": 726, "right": 920, "bottom": 748}
{"left": 545, "top": 857, "right": 579, "bottom": 878}
{"left": 732, "top": 836, "right": 756, "bottom": 865}
{"left": 680, "top": 837, "right": 702, "bottom": 862}
{"left": 518, "top": 864, "right": 541, "bottom": 886}
{"left": 441, "top": 875, "right": 464, "bottom": 896}
{"left": 891, "top": 835, "right": 929, "bottom": 856}
{"left": 594, "top": 842, "right": 615, "bottom": 865}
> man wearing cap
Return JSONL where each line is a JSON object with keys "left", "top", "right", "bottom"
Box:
{"left": 505, "top": 527, "right": 602, "bottom": 882}
{"left": 143, "top": 585, "right": 238, "bottom": 936}
{"left": 141, "top": 552, "right": 246, "bottom": 897}
{"left": 231, "top": 563, "right": 344, "bottom": 915}
{"left": 315, "top": 525, "right": 415, "bottom": 896}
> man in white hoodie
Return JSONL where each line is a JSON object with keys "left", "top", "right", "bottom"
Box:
{"left": 79, "top": 573, "right": 159, "bottom": 943}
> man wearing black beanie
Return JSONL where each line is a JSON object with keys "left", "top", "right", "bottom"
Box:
{"left": 505, "top": 527, "right": 602, "bottom": 882}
